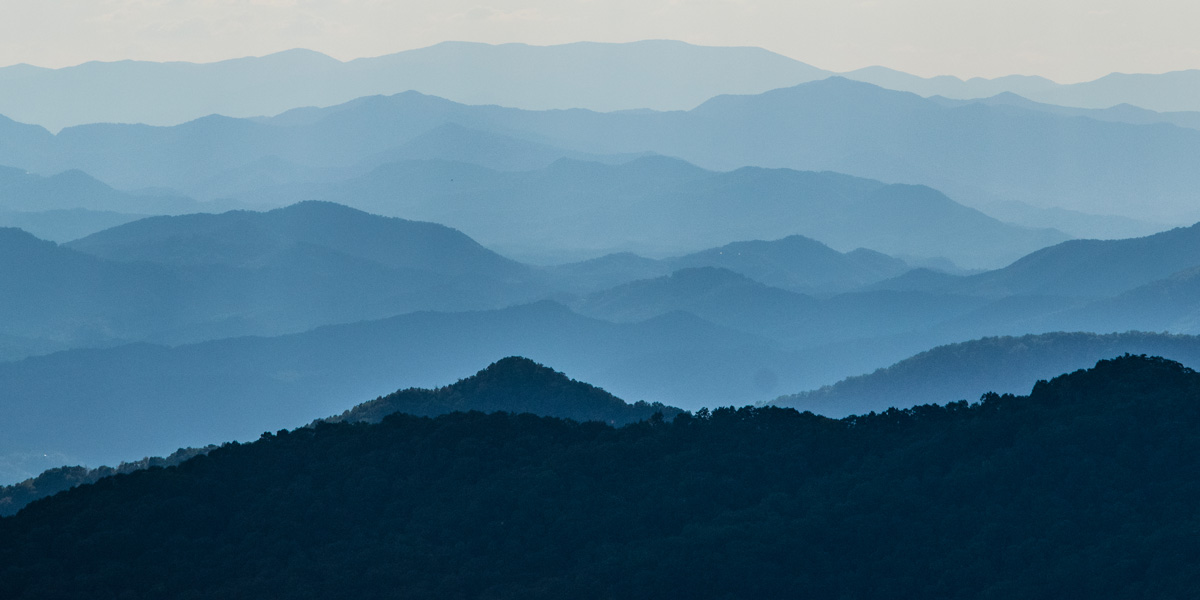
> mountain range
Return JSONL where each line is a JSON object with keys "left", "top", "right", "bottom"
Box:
{"left": 0, "top": 202, "right": 549, "bottom": 353}
{"left": 5, "top": 40, "right": 1200, "bottom": 133}
{"left": 0, "top": 300, "right": 804, "bottom": 483}
{"left": 774, "top": 331, "right": 1200, "bottom": 417}
{"left": 3, "top": 77, "right": 1198, "bottom": 228}
{"left": 0, "top": 41, "right": 829, "bottom": 131}
{"left": 849, "top": 65, "right": 1200, "bottom": 113}
{"left": 4, "top": 354, "right": 1198, "bottom": 597}
{"left": 238, "top": 156, "right": 1065, "bottom": 267}
{"left": 874, "top": 222, "right": 1200, "bottom": 299}
{"left": 1, "top": 356, "right": 681, "bottom": 515}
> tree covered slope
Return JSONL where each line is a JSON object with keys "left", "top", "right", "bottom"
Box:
{"left": 2, "top": 354, "right": 1198, "bottom": 598}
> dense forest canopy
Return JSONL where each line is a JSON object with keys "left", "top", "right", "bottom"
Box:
{"left": 2, "top": 354, "right": 1198, "bottom": 598}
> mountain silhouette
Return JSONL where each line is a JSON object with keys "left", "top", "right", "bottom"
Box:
{"left": 5, "top": 355, "right": 1200, "bottom": 597}
{"left": 2, "top": 203, "right": 555, "bottom": 359}
{"left": 5, "top": 76, "right": 1194, "bottom": 230}
{"left": 333, "top": 356, "right": 681, "bottom": 426}
{"left": 570, "top": 266, "right": 990, "bottom": 347}
{"left": 0, "top": 300, "right": 803, "bottom": 482}
{"left": 240, "top": 156, "right": 1064, "bottom": 268}
{"left": 0, "top": 41, "right": 831, "bottom": 131}
{"left": 845, "top": 65, "right": 1200, "bottom": 113}
{"left": 774, "top": 331, "right": 1200, "bottom": 417}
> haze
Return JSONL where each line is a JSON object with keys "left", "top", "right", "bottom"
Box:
{"left": 2, "top": 0, "right": 1199, "bottom": 82}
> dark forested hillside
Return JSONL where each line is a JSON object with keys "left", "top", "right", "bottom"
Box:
{"left": 3, "top": 354, "right": 1198, "bottom": 598}
{"left": 331, "top": 356, "right": 682, "bottom": 425}
{"left": 0, "top": 356, "right": 678, "bottom": 516}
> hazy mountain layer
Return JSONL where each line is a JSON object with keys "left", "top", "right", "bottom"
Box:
{"left": 0, "top": 203, "right": 549, "bottom": 354}
{"left": 239, "top": 156, "right": 1065, "bottom": 268}
{"left": 928, "top": 92, "right": 1200, "bottom": 132}
{"left": 0, "top": 165, "right": 225, "bottom": 214}
{"left": 846, "top": 65, "right": 1200, "bottom": 113}
{"left": 0, "top": 41, "right": 831, "bottom": 131}
{"left": 979, "top": 199, "right": 1167, "bottom": 241}
{"left": 5, "top": 39, "right": 1200, "bottom": 133}
{"left": 569, "top": 267, "right": 990, "bottom": 347}
{"left": 0, "top": 301, "right": 806, "bottom": 482}
{"left": 549, "top": 235, "right": 912, "bottom": 295}
{"left": 4, "top": 77, "right": 1198, "bottom": 227}
{"left": 872, "top": 222, "right": 1200, "bottom": 299}
{"left": 774, "top": 331, "right": 1200, "bottom": 417}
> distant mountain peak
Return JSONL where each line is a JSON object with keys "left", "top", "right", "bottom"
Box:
{"left": 333, "top": 355, "right": 681, "bottom": 426}
{"left": 454, "top": 356, "right": 582, "bottom": 391}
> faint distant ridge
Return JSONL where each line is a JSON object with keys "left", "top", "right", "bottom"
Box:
{"left": 332, "top": 356, "right": 682, "bottom": 426}
{"left": 5, "top": 41, "right": 1200, "bottom": 133}
{"left": 928, "top": 92, "right": 1200, "bottom": 133}
{"left": 4, "top": 75, "right": 1198, "bottom": 227}
{"left": 0, "top": 40, "right": 831, "bottom": 131}
{"left": 668, "top": 235, "right": 907, "bottom": 293}
{"left": 65, "top": 200, "right": 532, "bottom": 281}
{"left": 873, "top": 221, "right": 1200, "bottom": 298}
{"left": 842, "top": 65, "right": 1200, "bottom": 113}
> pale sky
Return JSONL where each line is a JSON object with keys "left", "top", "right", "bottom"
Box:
{"left": 2, "top": 0, "right": 1199, "bottom": 82}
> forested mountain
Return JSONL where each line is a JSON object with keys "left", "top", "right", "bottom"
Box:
{"left": 774, "top": 331, "right": 1200, "bottom": 417}
{"left": 0, "top": 447, "right": 215, "bottom": 518}
{"left": 332, "top": 356, "right": 682, "bottom": 426}
{"left": 3, "top": 77, "right": 1199, "bottom": 230}
{"left": 0, "top": 301, "right": 803, "bottom": 483}
{"left": 240, "top": 156, "right": 1063, "bottom": 267}
{"left": 4, "top": 355, "right": 1199, "bottom": 598}
{"left": 1, "top": 356, "right": 679, "bottom": 516}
